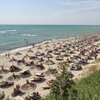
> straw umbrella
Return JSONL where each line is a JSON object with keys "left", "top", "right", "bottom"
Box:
{"left": 45, "top": 44, "right": 50, "bottom": 48}
{"left": 56, "top": 55, "right": 64, "bottom": 61}
{"left": 35, "top": 51, "right": 44, "bottom": 56}
{"left": 0, "top": 66, "right": 9, "bottom": 74}
{"left": 45, "top": 58, "right": 55, "bottom": 65}
{"left": 45, "top": 53, "right": 53, "bottom": 58}
{"left": 21, "top": 80, "right": 36, "bottom": 91}
{"left": 63, "top": 52, "right": 69, "bottom": 57}
{"left": 53, "top": 50, "right": 61, "bottom": 55}
{"left": 37, "top": 46, "right": 42, "bottom": 50}
{"left": 7, "top": 73, "right": 21, "bottom": 82}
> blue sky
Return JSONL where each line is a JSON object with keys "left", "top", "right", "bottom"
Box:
{"left": 0, "top": 0, "right": 100, "bottom": 25}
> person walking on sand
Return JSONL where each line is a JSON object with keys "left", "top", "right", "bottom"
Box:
{"left": 8, "top": 53, "right": 10, "bottom": 59}
{"left": 32, "top": 43, "right": 34, "bottom": 48}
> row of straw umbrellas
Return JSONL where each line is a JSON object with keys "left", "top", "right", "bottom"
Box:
{"left": 0, "top": 35, "right": 100, "bottom": 99}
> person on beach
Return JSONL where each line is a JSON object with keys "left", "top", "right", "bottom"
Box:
{"left": 32, "top": 43, "right": 34, "bottom": 48}
{"left": 8, "top": 53, "right": 10, "bottom": 59}
{"left": 24, "top": 39, "right": 28, "bottom": 45}
{"left": 5, "top": 53, "right": 7, "bottom": 58}
{"left": 5, "top": 53, "right": 10, "bottom": 58}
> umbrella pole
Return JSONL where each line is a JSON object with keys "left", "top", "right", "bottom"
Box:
{"left": 48, "top": 65, "right": 50, "bottom": 79}
{"left": 28, "top": 92, "right": 29, "bottom": 97}
{"left": 2, "top": 77, "right": 3, "bottom": 81}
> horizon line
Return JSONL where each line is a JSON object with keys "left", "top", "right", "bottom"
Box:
{"left": 0, "top": 24, "right": 100, "bottom": 25}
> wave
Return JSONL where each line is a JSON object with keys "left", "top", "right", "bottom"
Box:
{"left": 20, "top": 34, "right": 38, "bottom": 37}
{"left": 0, "top": 31, "right": 6, "bottom": 33}
{"left": 0, "top": 30, "right": 17, "bottom": 34}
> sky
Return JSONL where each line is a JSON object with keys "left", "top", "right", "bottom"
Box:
{"left": 0, "top": 0, "right": 100, "bottom": 25}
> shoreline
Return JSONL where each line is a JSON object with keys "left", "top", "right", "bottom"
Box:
{"left": 0, "top": 33, "right": 96, "bottom": 56}
{"left": 0, "top": 36, "right": 76, "bottom": 56}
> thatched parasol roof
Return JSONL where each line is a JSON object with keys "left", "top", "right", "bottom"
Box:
{"left": 45, "top": 44, "right": 50, "bottom": 48}
{"left": 7, "top": 73, "right": 21, "bottom": 82}
{"left": 0, "top": 81, "right": 6, "bottom": 86}
{"left": 21, "top": 80, "right": 36, "bottom": 91}
{"left": 0, "top": 66, "right": 9, "bottom": 74}
{"left": 56, "top": 55, "right": 64, "bottom": 61}
{"left": 35, "top": 51, "right": 44, "bottom": 56}
{"left": 60, "top": 48, "right": 66, "bottom": 52}
{"left": 35, "top": 51, "right": 41, "bottom": 56}
{"left": 53, "top": 51, "right": 61, "bottom": 55}
{"left": 45, "top": 53, "right": 53, "bottom": 58}
{"left": 37, "top": 46, "right": 42, "bottom": 50}
{"left": 45, "top": 59, "right": 55, "bottom": 65}
{"left": 63, "top": 52, "right": 69, "bottom": 57}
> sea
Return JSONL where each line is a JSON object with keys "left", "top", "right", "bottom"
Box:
{"left": 0, "top": 25, "right": 100, "bottom": 53}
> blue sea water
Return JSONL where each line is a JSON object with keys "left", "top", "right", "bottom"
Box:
{"left": 0, "top": 25, "right": 100, "bottom": 52}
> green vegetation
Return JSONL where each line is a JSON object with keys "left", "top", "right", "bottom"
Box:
{"left": 76, "top": 70, "right": 100, "bottom": 100}
{"left": 1, "top": 69, "right": 100, "bottom": 100}
{"left": 0, "top": 92, "right": 5, "bottom": 100}
{"left": 0, "top": 91, "right": 10, "bottom": 100}
{"left": 44, "top": 70, "right": 100, "bottom": 100}
{"left": 44, "top": 67, "right": 77, "bottom": 100}
{"left": 93, "top": 57, "right": 100, "bottom": 63}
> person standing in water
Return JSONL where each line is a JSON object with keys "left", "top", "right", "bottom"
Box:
{"left": 24, "top": 39, "right": 28, "bottom": 45}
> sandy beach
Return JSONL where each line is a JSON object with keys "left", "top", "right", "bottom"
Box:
{"left": 0, "top": 35, "right": 100, "bottom": 100}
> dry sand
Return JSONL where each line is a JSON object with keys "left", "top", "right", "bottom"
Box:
{"left": 0, "top": 36, "right": 100, "bottom": 100}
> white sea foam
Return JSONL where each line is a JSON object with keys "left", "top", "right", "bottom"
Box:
{"left": 0, "top": 39, "right": 52, "bottom": 56}
{"left": 20, "top": 34, "right": 38, "bottom": 37}
{"left": 0, "top": 31, "right": 6, "bottom": 33}
{"left": 0, "top": 45, "right": 32, "bottom": 56}
{"left": 0, "top": 30, "right": 17, "bottom": 34}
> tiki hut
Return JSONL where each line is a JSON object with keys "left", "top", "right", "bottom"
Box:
{"left": 29, "top": 55, "right": 37, "bottom": 60}
{"left": 35, "top": 72, "right": 45, "bottom": 77}
{"left": 31, "top": 76, "right": 45, "bottom": 83}
{"left": 45, "top": 53, "right": 53, "bottom": 58}
{"left": 45, "top": 44, "right": 50, "bottom": 48}
{"left": 17, "top": 58, "right": 25, "bottom": 64}
{"left": 20, "top": 70, "right": 31, "bottom": 78}
{"left": 21, "top": 80, "right": 36, "bottom": 91}
{"left": 60, "top": 48, "right": 66, "bottom": 52}
{"left": 0, "top": 81, "right": 13, "bottom": 88}
{"left": 35, "top": 51, "right": 44, "bottom": 56}
{"left": 0, "top": 66, "right": 9, "bottom": 74}
{"left": 37, "top": 46, "right": 42, "bottom": 50}
{"left": 27, "top": 48, "right": 33, "bottom": 53}
{"left": 56, "top": 55, "right": 64, "bottom": 61}
{"left": 53, "top": 50, "right": 61, "bottom": 55}
{"left": 7, "top": 73, "right": 21, "bottom": 82}
{"left": 63, "top": 52, "right": 69, "bottom": 57}
{"left": 9, "top": 65, "right": 21, "bottom": 72}
{"left": 37, "top": 57, "right": 44, "bottom": 62}
{"left": 15, "top": 52, "right": 22, "bottom": 55}
{"left": 25, "top": 61, "right": 33, "bottom": 66}
{"left": 45, "top": 59, "right": 55, "bottom": 65}
{"left": 45, "top": 48, "right": 52, "bottom": 53}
